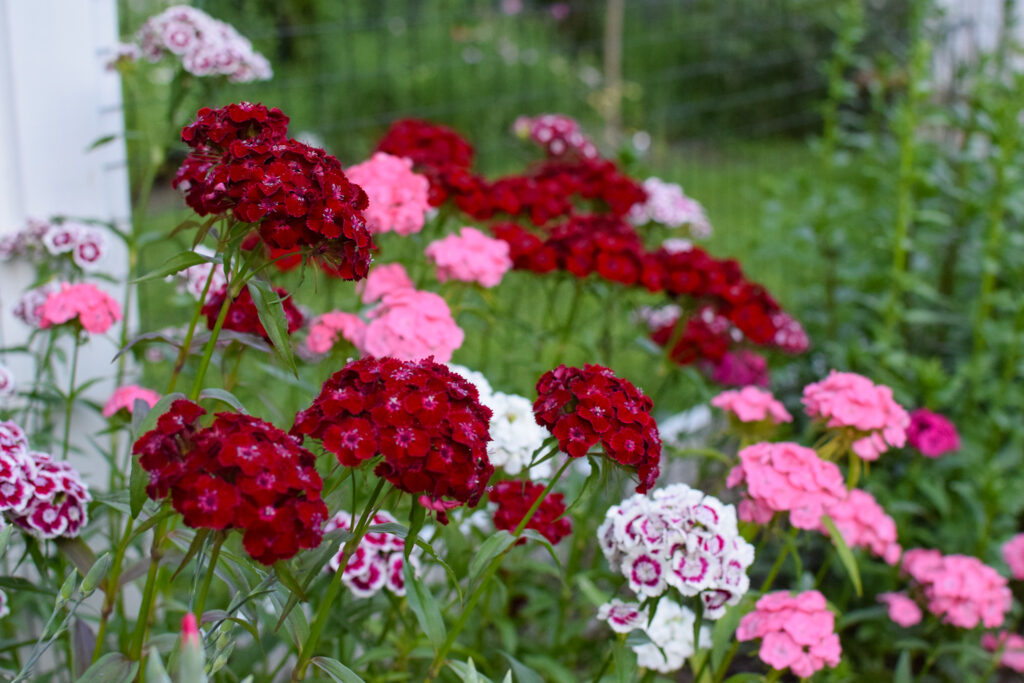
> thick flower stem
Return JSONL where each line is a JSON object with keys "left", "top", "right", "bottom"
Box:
{"left": 60, "top": 332, "right": 81, "bottom": 460}
{"left": 292, "top": 478, "right": 388, "bottom": 680}
{"left": 167, "top": 260, "right": 219, "bottom": 394}
{"left": 428, "top": 458, "right": 572, "bottom": 678}
{"left": 130, "top": 516, "right": 169, "bottom": 664}
{"left": 188, "top": 279, "right": 235, "bottom": 401}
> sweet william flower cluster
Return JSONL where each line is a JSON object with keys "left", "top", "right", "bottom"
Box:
{"left": 489, "top": 480, "right": 571, "bottom": 545}
{"left": 737, "top": 590, "right": 842, "bottom": 678}
{"left": 325, "top": 510, "right": 418, "bottom": 598}
{"left": 802, "top": 370, "right": 909, "bottom": 460}
{"left": 598, "top": 483, "right": 754, "bottom": 618}
{"left": 899, "top": 548, "right": 1011, "bottom": 629}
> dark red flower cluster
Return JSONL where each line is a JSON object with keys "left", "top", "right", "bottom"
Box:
{"left": 133, "top": 399, "right": 328, "bottom": 565}
{"left": 291, "top": 356, "right": 494, "bottom": 507}
{"left": 201, "top": 285, "right": 304, "bottom": 342}
{"left": 489, "top": 480, "right": 572, "bottom": 546}
{"left": 173, "top": 102, "right": 374, "bottom": 280}
{"left": 375, "top": 118, "right": 475, "bottom": 206}
{"left": 650, "top": 306, "right": 734, "bottom": 365}
{"left": 533, "top": 364, "right": 661, "bottom": 493}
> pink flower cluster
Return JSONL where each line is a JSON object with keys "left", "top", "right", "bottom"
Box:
{"left": 424, "top": 227, "right": 512, "bottom": 287}
{"left": 982, "top": 631, "right": 1024, "bottom": 673}
{"left": 1002, "top": 533, "right": 1024, "bottom": 580}
{"left": 513, "top": 114, "right": 599, "bottom": 160}
{"left": 727, "top": 442, "right": 845, "bottom": 529}
{"left": 597, "top": 483, "right": 755, "bottom": 618}
{"left": 39, "top": 282, "right": 122, "bottom": 334}
{"left": 358, "top": 263, "right": 414, "bottom": 304}
{"left": 906, "top": 409, "right": 960, "bottom": 457}
{"left": 0, "top": 218, "right": 107, "bottom": 271}
{"left": 707, "top": 350, "right": 770, "bottom": 388}
{"left": 821, "top": 489, "right": 901, "bottom": 565}
{"left": 135, "top": 6, "right": 272, "bottom": 82}
{"left": 802, "top": 371, "right": 909, "bottom": 460}
{"left": 344, "top": 152, "right": 432, "bottom": 236}
{"left": 102, "top": 385, "right": 161, "bottom": 418}
{"left": 361, "top": 288, "right": 463, "bottom": 363}
{"left": 306, "top": 312, "right": 365, "bottom": 354}
{"left": 710, "top": 387, "right": 791, "bottom": 424}
{"left": 736, "top": 590, "right": 842, "bottom": 678}
{"left": 628, "top": 177, "right": 712, "bottom": 238}
{"left": 0, "top": 422, "right": 91, "bottom": 539}
{"left": 877, "top": 592, "right": 922, "bottom": 627}
{"left": 900, "top": 549, "right": 1011, "bottom": 629}
{"left": 325, "top": 509, "right": 418, "bottom": 598}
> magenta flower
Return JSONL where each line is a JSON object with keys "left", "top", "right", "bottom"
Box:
{"left": 877, "top": 592, "right": 922, "bottom": 627}
{"left": 906, "top": 408, "right": 960, "bottom": 457}
{"left": 1001, "top": 533, "right": 1024, "bottom": 580}
{"left": 425, "top": 227, "right": 513, "bottom": 288}
{"left": 344, "top": 152, "right": 432, "bottom": 236}
{"left": 711, "top": 386, "right": 791, "bottom": 424}
{"left": 102, "top": 385, "right": 161, "bottom": 418}
{"left": 736, "top": 590, "right": 842, "bottom": 678}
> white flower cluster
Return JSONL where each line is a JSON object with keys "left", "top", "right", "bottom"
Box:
{"left": 447, "top": 364, "right": 552, "bottom": 479}
{"left": 597, "top": 598, "right": 710, "bottom": 673}
{"left": 632, "top": 304, "right": 682, "bottom": 333}
{"left": 0, "top": 218, "right": 107, "bottom": 272}
{"left": 598, "top": 483, "right": 754, "bottom": 619}
{"left": 170, "top": 247, "right": 226, "bottom": 301}
{"left": 135, "top": 6, "right": 272, "bottom": 83}
{"left": 325, "top": 510, "right": 420, "bottom": 598}
{"left": 628, "top": 177, "right": 713, "bottom": 238}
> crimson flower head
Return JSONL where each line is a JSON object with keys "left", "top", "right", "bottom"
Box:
{"left": 291, "top": 357, "right": 494, "bottom": 510}
{"left": 375, "top": 119, "right": 475, "bottom": 206}
{"left": 489, "top": 480, "right": 572, "bottom": 545}
{"left": 533, "top": 364, "right": 661, "bottom": 493}
{"left": 173, "top": 102, "right": 374, "bottom": 280}
{"left": 202, "top": 284, "right": 304, "bottom": 342}
{"left": 133, "top": 399, "right": 328, "bottom": 565}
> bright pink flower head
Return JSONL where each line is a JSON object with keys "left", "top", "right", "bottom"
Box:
{"left": 906, "top": 409, "right": 960, "bottom": 457}
{"left": 306, "top": 311, "right": 366, "bottom": 354}
{"left": 358, "top": 263, "right": 415, "bottom": 304}
{"left": 291, "top": 357, "right": 494, "bottom": 509}
{"left": 180, "top": 612, "right": 200, "bottom": 647}
{"left": 133, "top": 400, "right": 327, "bottom": 565}
{"left": 488, "top": 480, "right": 572, "bottom": 546}
{"left": 727, "top": 442, "right": 845, "bottom": 530}
{"left": 425, "top": 227, "right": 512, "bottom": 288}
{"left": 821, "top": 489, "right": 901, "bottom": 565}
{"left": 360, "top": 289, "right": 464, "bottom": 363}
{"left": 802, "top": 371, "right": 910, "bottom": 460}
{"left": 982, "top": 631, "right": 1024, "bottom": 673}
{"left": 103, "top": 385, "right": 161, "bottom": 418}
{"left": 711, "top": 386, "right": 791, "bottom": 424}
{"left": 344, "top": 152, "right": 431, "bottom": 236}
{"left": 736, "top": 590, "right": 841, "bottom": 678}
{"left": 39, "top": 282, "right": 122, "bottom": 334}
{"left": 877, "top": 592, "right": 922, "bottom": 627}
{"left": 901, "top": 548, "right": 1011, "bottom": 629}
{"left": 1002, "top": 533, "right": 1024, "bottom": 580}
{"left": 533, "top": 364, "right": 661, "bottom": 493}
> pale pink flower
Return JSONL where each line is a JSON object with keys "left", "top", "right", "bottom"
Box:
{"left": 711, "top": 386, "right": 791, "bottom": 424}
{"left": 802, "top": 371, "right": 909, "bottom": 460}
{"left": 628, "top": 177, "right": 712, "bottom": 238}
{"left": 344, "top": 153, "right": 431, "bottom": 236}
{"left": 737, "top": 590, "right": 841, "bottom": 678}
{"left": 727, "top": 442, "right": 845, "bottom": 529}
{"left": 1002, "top": 533, "right": 1024, "bottom": 579}
{"left": 877, "top": 592, "right": 922, "bottom": 627}
{"left": 360, "top": 290, "right": 463, "bottom": 363}
{"left": 597, "top": 599, "right": 647, "bottom": 634}
{"left": 906, "top": 409, "right": 960, "bottom": 457}
{"left": 424, "top": 227, "right": 512, "bottom": 288}
{"left": 39, "top": 282, "right": 122, "bottom": 334}
{"left": 901, "top": 548, "right": 1011, "bottom": 629}
{"left": 13, "top": 284, "right": 58, "bottom": 328}
{"left": 358, "top": 263, "right": 414, "bottom": 304}
{"left": 982, "top": 631, "right": 1024, "bottom": 673}
{"left": 821, "top": 489, "right": 901, "bottom": 565}
{"left": 512, "top": 114, "right": 599, "bottom": 160}
{"left": 306, "top": 311, "right": 366, "bottom": 354}
{"left": 102, "top": 385, "right": 161, "bottom": 418}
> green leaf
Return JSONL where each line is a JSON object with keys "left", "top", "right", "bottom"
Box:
{"left": 86, "top": 133, "right": 118, "bottom": 152}
{"left": 611, "top": 637, "right": 637, "bottom": 683}
{"left": 448, "top": 658, "right": 490, "bottom": 683}
{"left": 403, "top": 560, "right": 446, "bottom": 651}
{"left": 894, "top": 650, "right": 913, "bottom": 683}
{"left": 310, "top": 656, "right": 366, "bottom": 683}
{"left": 144, "top": 651, "right": 173, "bottom": 683}
{"left": 132, "top": 251, "right": 211, "bottom": 284}
{"left": 0, "top": 525, "right": 14, "bottom": 556}
{"left": 722, "top": 675, "right": 766, "bottom": 683}
{"left": 366, "top": 522, "right": 408, "bottom": 539}
{"left": 171, "top": 528, "right": 212, "bottom": 579}
{"left": 574, "top": 574, "right": 611, "bottom": 607}
{"left": 820, "top": 514, "right": 863, "bottom": 596}
{"left": 273, "top": 561, "right": 308, "bottom": 601}
{"left": 247, "top": 279, "right": 297, "bottom": 376}
{"left": 468, "top": 531, "right": 516, "bottom": 583}
{"left": 519, "top": 529, "right": 563, "bottom": 573}
{"left": 500, "top": 651, "right": 545, "bottom": 683}
{"left": 199, "top": 388, "right": 248, "bottom": 413}
{"left": 75, "top": 653, "right": 139, "bottom": 682}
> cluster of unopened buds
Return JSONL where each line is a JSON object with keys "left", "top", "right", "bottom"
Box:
{"left": 0, "top": 218, "right": 107, "bottom": 272}
{"left": 0, "top": 422, "right": 91, "bottom": 539}
{"left": 325, "top": 510, "right": 418, "bottom": 598}
{"left": 598, "top": 483, "right": 754, "bottom": 618}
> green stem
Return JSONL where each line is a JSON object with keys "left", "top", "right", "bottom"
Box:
{"left": 92, "top": 514, "right": 135, "bottom": 663}
{"left": 130, "top": 517, "right": 168, "bottom": 663}
{"left": 60, "top": 333, "right": 81, "bottom": 460}
{"left": 759, "top": 528, "right": 797, "bottom": 594}
{"left": 167, "top": 258, "right": 219, "bottom": 394}
{"left": 428, "top": 458, "right": 573, "bottom": 678}
{"left": 194, "top": 533, "right": 225, "bottom": 620}
{"left": 292, "top": 478, "right": 388, "bottom": 680}
{"left": 188, "top": 281, "right": 234, "bottom": 401}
